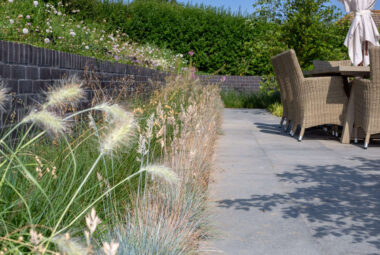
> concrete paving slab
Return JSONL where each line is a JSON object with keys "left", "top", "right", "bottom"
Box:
{"left": 200, "top": 109, "right": 380, "bottom": 255}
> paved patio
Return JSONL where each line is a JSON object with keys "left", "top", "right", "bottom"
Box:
{"left": 201, "top": 109, "right": 380, "bottom": 255}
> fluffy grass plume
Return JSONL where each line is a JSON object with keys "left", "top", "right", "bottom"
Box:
{"left": 100, "top": 111, "right": 135, "bottom": 154}
{"left": 0, "top": 83, "right": 10, "bottom": 112}
{"left": 95, "top": 103, "right": 130, "bottom": 124}
{"left": 142, "top": 165, "right": 179, "bottom": 185}
{"left": 23, "top": 110, "right": 66, "bottom": 134}
{"left": 52, "top": 235, "right": 89, "bottom": 255}
{"left": 44, "top": 77, "right": 85, "bottom": 109}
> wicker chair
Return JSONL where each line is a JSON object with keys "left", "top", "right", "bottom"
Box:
{"left": 353, "top": 46, "right": 380, "bottom": 149}
{"left": 272, "top": 53, "right": 294, "bottom": 129}
{"left": 274, "top": 50, "right": 348, "bottom": 141}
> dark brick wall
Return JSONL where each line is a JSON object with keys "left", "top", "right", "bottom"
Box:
{"left": 0, "top": 40, "right": 166, "bottom": 125}
{"left": 198, "top": 74, "right": 262, "bottom": 93}
{"left": 0, "top": 40, "right": 261, "bottom": 125}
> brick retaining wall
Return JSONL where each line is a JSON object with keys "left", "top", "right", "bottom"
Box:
{"left": 0, "top": 40, "right": 262, "bottom": 125}
{"left": 0, "top": 40, "right": 167, "bottom": 125}
{"left": 198, "top": 75, "right": 261, "bottom": 93}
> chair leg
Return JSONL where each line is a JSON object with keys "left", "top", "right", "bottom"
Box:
{"left": 364, "top": 133, "right": 371, "bottom": 149}
{"left": 280, "top": 117, "right": 285, "bottom": 128}
{"left": 290, "top": 123, "right": 298, "bottom": 137}
{"left": 285, "top": 120, "right": 291, "bottom": 131}
{"left": 298, "top": 127, "right": 305, "bottom": 142}
{"left": 335, "top": 126, "right": 339, "bottom": 137}
{"left": 354, "top": 127, "right": 358, "bottom": 144}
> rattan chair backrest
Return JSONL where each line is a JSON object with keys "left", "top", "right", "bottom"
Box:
{"left": 369, "top": 46, "right": 380, "bottom": 84}
{"left": 271, "top": 54, "right": 288, "bottom": 114}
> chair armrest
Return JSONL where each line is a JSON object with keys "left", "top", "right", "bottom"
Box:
{"left": 302, "top": 76, "right": 344, "bottom": 95}
{"left": 303, "top": 76, "right": 343, "bottom": 89}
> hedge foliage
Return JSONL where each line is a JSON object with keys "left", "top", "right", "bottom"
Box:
{"left": 62, "top": 0, "right": 350, "bottom": 75}
{"left": 62, "top": 0, "right": 256, "bottom": 75}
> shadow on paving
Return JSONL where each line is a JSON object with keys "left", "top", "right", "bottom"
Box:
{"left": 255, "top": 122, "right": 380, "bottom": 146}
{"left": 217, "top": 157, "right": 380, "bottom": 249}
{"left": 254, "top": 122, "right": 341, "bottom": 141}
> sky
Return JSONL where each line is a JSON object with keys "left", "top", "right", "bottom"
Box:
{"left": 177, "top": 0, "right": 380, "bottom": 15}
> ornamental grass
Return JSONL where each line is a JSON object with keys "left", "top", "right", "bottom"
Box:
{"left": 0, "top": 70, "right": 222, "bottom": 254}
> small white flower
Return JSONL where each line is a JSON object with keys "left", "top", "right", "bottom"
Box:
{"left": 44, "top": 38, "right": 50, "bottom": 44}
{"left": 57, "top": 11, "right": 62, "bottom": 16}
{"left": 69, "top": 31, "right": 76, "bottom": 37}
{"left": 22, "top": 28, "right": 29, "bottom": 34}
{"left": 9, "top": 19, "right": 14, "bottom": 24}
{"left": 8, "top": 0, "right": 14, "bottom": 3}
{"left": 85, "top": 45, "right": 89, "bottom": 50}
{"left": 33, "top": 1, "right": 38, "bottom": 7}
{"left": 18, "top": 14, "right": 23, "bottom": 19}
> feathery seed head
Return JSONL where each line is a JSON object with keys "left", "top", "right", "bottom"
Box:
{"left": 95, "top": 103, "right": 130, "bottom": 123}
{"left": 23, "top": 110, "right": 66, "bottom": 135}
{"left": 85, "top": 208, "right": 101, "bottom": 235}
{"left": 142, "top": 164, "right": 179, "bottom": 185}
{"left": 100, "top": 112, "right": 135, "bottom": 154}
{"left": 44, "top": 77, "right": 85, "bottom": 109}
{"left": 102, "top": 241, "right": 119, "bottom": 255}
{"left": 52, "top": 235, "right": 88, "bottom": 255}
{"left": 0, "top": 84, "right": 10, "bottom": 112}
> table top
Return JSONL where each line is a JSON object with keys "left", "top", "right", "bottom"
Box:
{"left": 304, "top": 66, "right": 370, "bottom": 78}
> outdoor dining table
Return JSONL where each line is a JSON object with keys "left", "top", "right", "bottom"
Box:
{"left": 304, "top": 65, "right": 371, "bottom": 144}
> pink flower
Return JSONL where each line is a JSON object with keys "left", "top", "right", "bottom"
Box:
{"left": 221, "top": 76, "right": 226, "bottom": 82}
{"left": 188, "top": 51, "right": 194, "bottom": 56}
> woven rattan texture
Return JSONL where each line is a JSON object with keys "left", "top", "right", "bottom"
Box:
{"left": 273, "top": 50, "right": 348, "bottom": 137}
{"left": 353, "top": 46, "right": 380, "bottom": 138}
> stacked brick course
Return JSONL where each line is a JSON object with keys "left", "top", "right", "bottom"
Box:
{"left": 0, "top": 40, "right": 261, "bottom": 125}
{"left": 0, "top": 40, "right": 166, "bottom": 124}
{"left": 198, "top": 75, "right": 261, "bottom": 93}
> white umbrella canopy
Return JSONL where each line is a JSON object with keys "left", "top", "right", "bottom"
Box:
{"left": 339, "top": 0, "right": 380, "bottom": 66}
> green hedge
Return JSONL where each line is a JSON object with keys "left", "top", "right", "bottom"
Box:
{"left": 63, "top": 0, "right": 349, "bottom": 76}
{"left": 64, "top": 0, "right": 256, "bottom": 75}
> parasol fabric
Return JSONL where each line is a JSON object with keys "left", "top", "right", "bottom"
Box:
{"left": 339, "top": 0, "right": 380, "bottom": 66}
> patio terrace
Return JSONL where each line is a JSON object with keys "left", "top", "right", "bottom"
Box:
{"left": 201, "top": 108, "right": 380, "bottom": 255}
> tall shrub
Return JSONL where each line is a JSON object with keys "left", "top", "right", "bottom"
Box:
{"left": 251, "top": 0, "right": 350, "bottom": 70}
